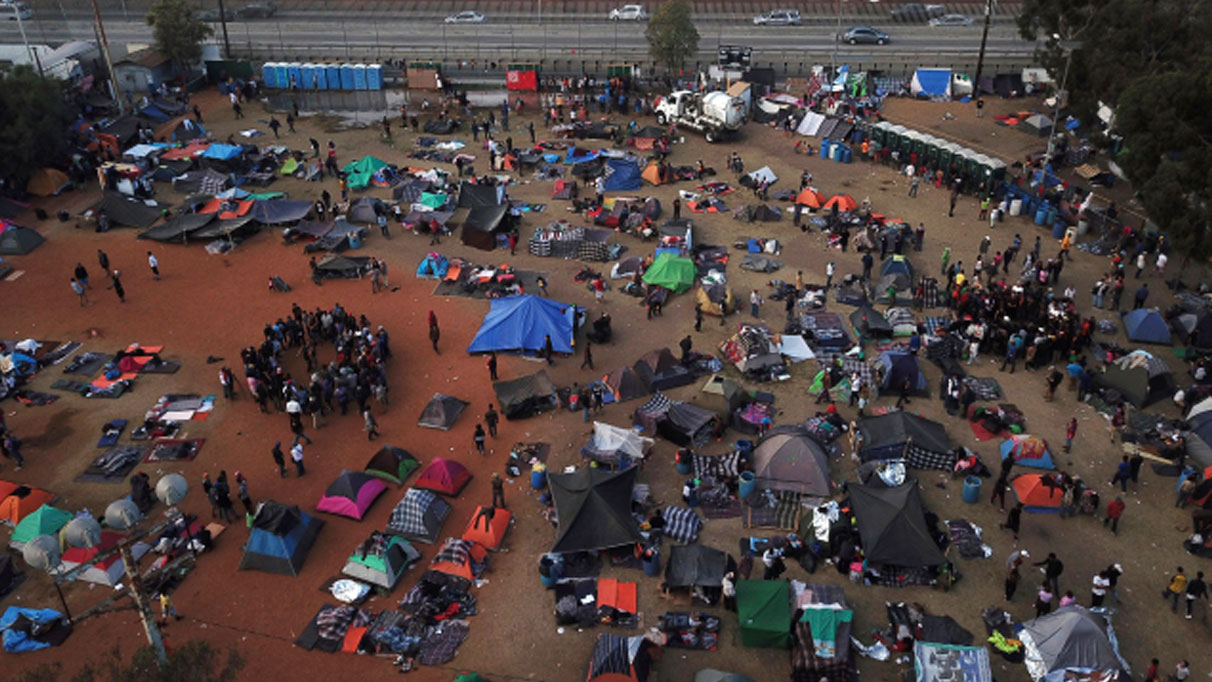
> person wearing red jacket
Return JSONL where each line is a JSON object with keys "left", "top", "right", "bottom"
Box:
{"left": 1104, "top": 496, "right": 1126, "bottom": 534}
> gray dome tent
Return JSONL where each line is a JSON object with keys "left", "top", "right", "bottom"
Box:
{"left": 0, "top": 225, "right": 45, "bottom": 255}
{"left": 417, "top": 393, "right": 469, "bottom": 430}
{"left": 751, "top": 431, "right": 832, "bottom": 496}
{"left": 1019, "top": 607, "right": 1129, "bottom": 682}
{"left": 1094, "top": 350, "right": 1175, "bottom": 408}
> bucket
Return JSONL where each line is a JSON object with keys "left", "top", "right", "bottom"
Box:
{"left": 738, "top": 471, "right": 756, "bottom": 500}
{"left": 962, "top": 476, "right": 982, "bottom": 504}
{"left": 676, "top": 459, "right": 692, "bottom": 475}
{"left": 530, "top": 468, "right": 547, "bottom": 490}
{"left": 1009, "top": 198, "right": 1022, "bottom": 216}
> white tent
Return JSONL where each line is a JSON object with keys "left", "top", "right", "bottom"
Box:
{"left": 775, "top": 335, "right": 815, "bottom": 363}
{"left": 584, "top": 422, "right": 653, "bottom": 460}
{"left": 797, "top": 112, "right": 826, "bottom": 136}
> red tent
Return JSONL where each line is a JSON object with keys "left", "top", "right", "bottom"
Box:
{"left": 415, "top": 458, "right": 472, "bottom": 496}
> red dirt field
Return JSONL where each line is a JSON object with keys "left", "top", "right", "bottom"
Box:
{"left": 1, "top": 87, "right": 1207, "bottom": 682}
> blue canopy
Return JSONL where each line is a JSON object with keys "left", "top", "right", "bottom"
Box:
{"left": 912, "top": 68, "right": 951, "bottom": 97}
{"left": 1123, "top": 308, "right": 1171, "bottom": 345}
{"left": 202, "top": 143, "right": 244, "bottom": 160}
{"left": 603, "top": 159, "right": 642, "bottom": 192}
{"left": 139, "top": 104, "right": 171, "bottom": 122}
{"left": 1, "top": 607, "right": 65, "bottom": 653}
{"left": 565, "top": 147, "right": 599, "bottom": 164}
{"left": 467, "top": 295, "right": 575, "bottom": 355}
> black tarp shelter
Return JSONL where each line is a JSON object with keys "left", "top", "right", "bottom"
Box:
{"left": 848, "top": 481, "right": 944, "bottom": 567}
{"left": 493, "top": 370, "right": 559, "bottom": 420}
{"left": 549, "top": 467, "right": 641, "bottom": 553}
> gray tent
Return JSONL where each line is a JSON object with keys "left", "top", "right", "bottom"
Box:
{"left": 1095, "top": 350, "right": 1175, "bottom": 408}
{"left": 493, "top": 370, "right": 559, "bottom": 420}
{"left": 752, "top": 431, "right": 832, "bottom": 496}
{"left": 417, "top": 393, "right": 468, "bottom": 430}
{"left": 665, "top": 544, "right": 728, "bottom": 588}
{"left": 874, "top": 273, "right": 914, "bottom": 304}
{"left": 848, "top": 481, "right": 945, "bottom": 567}
{"left": 604, "top": 366, "right": 650, "bottom": 402}
{"left": 0, "top": 225, "right": 45, "bottom": 255}
{"left": 97, "top": 193, "right": 168, "bottom": 228}
{"left": 850, "top": 305, "right": 893, "bottom": 338}
{"left": 550, "top": 467, "right": 641, "bottom": 553}
{"left": 347, "top": 197, "right": 384, "bottom": 225}
{"left": 1020, "top": 607, "right": 1128, "bottom": 682}
{"left": 1022, "top": 113, "right": 1054, "bottom": 137}
{"left": 857, "top": 412, "right": 951, "bottom": 463}
{"left": 385, "top": 488, "right": 451, "bottom": 544}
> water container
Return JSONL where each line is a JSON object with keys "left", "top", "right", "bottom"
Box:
{"left": 352, "top": 63, "right": 368, "bottom": 90}
{"left": 736, "top": 439, "right": 754, "bottom": 462}
{"left": 1034, "top": 206, "right": 1048, "bottom": 225}
{"left": 641, "top": 549, "right": 661, "bottom": 577}
{"left": 738, "top": 471, "right": 756, "bottom": 500}
{"left": 1077, "top": 219, "right": 1089, "bottom": 236}
{"left": 366, "top": 64, "right": 383, "bottom": 90}
{"left": 261, "top": 62, "right": 278, "bottom": 89}
{"left": 832, "top": 144, "right": 843, "bottom": 162}
{"left": 676, "top": 459, "right": 692, "bottom": 475}
{"left": 1051, "top": 220, "right": 1066, "bottom": 239}
{"left": 1009, "top": 198, "right": 1022, "bottom": 216}
{"left": 540, "top": 573, "right": 557, "bottom": 588}
{"left": 325, "top": 64, "right": 342, "bottom": 90}
{"left": 962, "top": 476, "right": 982, "bottom": 504}
{"left": 530, "top": 467, "right": 547, "bottom": 490}
{"left": 841, "top": 146, "right": 853, "bottom": 164}
{"left": 348, "top": 232, "right": 362, "bottom": 250}
{"left": 339, "top": 64, "right": 356, "bottom": 90}
{"left": 820, "top": 139, "right": 831, "bottom": 159}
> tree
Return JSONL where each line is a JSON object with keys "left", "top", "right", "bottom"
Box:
{"left": 146, "top": 0, "right": 213, "bottom": 70}
{"left": 645, "top": 0, "right": 699, "bottom": 73}
{"left": 16, "top": 641, "right": 245, "bottom": 682}
{"left": 0, "top": 65, "right": 74, "bottom": 185}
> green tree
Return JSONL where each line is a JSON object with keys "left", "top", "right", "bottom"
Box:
{"left": 0, "top": 65, "right": 74, "bottom": 186}
{"left": 16, "top": 641, "right": 245, "bottom": 682}
{"left": 645, "top": 0, "right": 699, "bottom": 73}
{"left": 146, "top": 0, "right": 213, "bottom": 70}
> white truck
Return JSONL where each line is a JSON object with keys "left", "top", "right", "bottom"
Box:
{"left": 653, "top": 90, "right": 746, "bottom": 143}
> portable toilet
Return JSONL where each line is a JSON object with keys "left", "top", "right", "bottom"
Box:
{"left": 286, "top": 62, "right": 302, "bottom": 90}
{"left": 900, "top": 130, "right": 921, "bottom": 159}
{"left": 300, "top": 63, "right": 315, "bottom": 90}
{"left": 352, "top": 63, "right": 368, "bottom": 90}
{"left": 261, "top": 62, "right": 279, "bottom": 89}
{"left": 937, "top": 142, "right": 960, "bottom": 171}
{"left": 311, "top": 64, "right": 327, "bottom": 90}
{"left": 918, "top": 134, "right": 940, "bottom": 167}
{"left": 869, "top": 120, "right": 890, "bottom": 146}
{"left": 366, "top": 64, "right": 383, "bottom": 90}
{"left": 339, "top": 64, "right": 356, "bottom": 90}
{"left": 274, "top": 63, "right": 289, "bottom": 90}
{"left": 886, "top": 124, "right": 907, "bottom": 153}
{"left": 326, "top": 64, "right": 342, "bottom": 90}
{"left": 986, "top": 157, "right": 1007, "bottom": 192}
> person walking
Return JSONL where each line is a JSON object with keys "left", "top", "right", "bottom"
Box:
{"left": 268, "top": 117, "right": 281, "bottom": 138}
{"left": 940, "top": 246, "right": 951, "bottom": 276}
{"left": 1006, "top": 552, "right": 1024, "bottom": 602}
{"left": 544, "top": 334, "right": 555, "bottom": 365}
{"left": 97, "top": 249, "right": 110, "bottom": 286}
{"left": 290, "top": 442, "right": 305, "bottom": 476}
{"left": 1134, "top": 283, "right": 1149, "bottom": 310}
{"left": 1035, "top": 553, "right": 1064, "bottom": 596}
{"left": 948, "top": 191, "right": 957, "bottom": 218}
{"left": 214, "top": 475, "right": 236, "bottom": 522}
{"left": 235, "top": 472, "right": 254, "bottom": 516}
{"left": 1184, "top": 571, "right": 1208, "bottom": 620}
{"left": 3, "top": 432, "right": 25, "bottom": 470}
{"left": 73, "top": 262, "right": 91, "bottom": 289}
{"left": 1163, "top": 567, "right": 1188, "bottom": 612}
{"left": 491, "top": 472, "right": 506, "bottom": 508}
{"left": 695, "top": 303, "right": 703, "bottom": 332}
{"left": 1104, "top": 496, "right": 1125, "bottom": 534}
{"left": 363, "top": 407, "right": 380, "bottom": 441}
{"left": 750, "top": 289, "right": 763, "bottom": 317}
{"left": 147, "top": 251, "right": 161, "bottom": 280}
{"left": 1091, "top": 570, "right": 1111, "bottom": 607}
{"left": 473, "top": 424, "right": 487, "bottom": 455}
{"left": 485, "top": 404, "right": 499, "bottom": 438}
{"left": 1110, "top": 455, "right": 1132, "bottom": 492}
{"left": 990, "top": 473, "right": 1010, "bottom": 510}
{"left": 825, "top": 261, "right": 835, "bottom": 289}
{"left": 487, "top": 352, "right": 499, "bottom": 381}
{"left": 908, "top": 174, "right": 920, "bottom": 197}
{"left": 1063, "top": 417, "right": 1078, "bottom": 453}
{"left": 70, "top": 278, "right": 89, "bottom": 306}
{"left": 814, "top": 369, "right": 832, "bottom": 405}
{"left": 581, "top": 341, "right": 594, "bottom": 369}
{"left": 1034, "top": 584, "right": 1054, "bottom": 617}
{"left": 271, "top": 442, "right": 286, "bottom": 477}
{"left": 1000, "top": 503, "right": 1023, "bottom": 540}
{"left": 429, "top": 322, "right": 440, "bottom": 354}
{"left": 158, "top": 593, "right": 183, "bottom": 625}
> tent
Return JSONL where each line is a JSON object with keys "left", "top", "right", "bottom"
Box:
{"left": 238, "top": 501, "right": 324, "bottom": 576}
{"left": 1122, "top": 308, "right": 1171, "bottom": 345}
{"left": 171, "top": 168, "right": 231, "bottom": 195}
{"left": 876, "top": 350, "right": 929, "bottom": 394}
{"left": 26, "top": 168, "right": 70, "bottom": 197}
{"left": 10, "top": 505, "right": 71, "bottom": 549}
{"left": 316, "top": 470, "right": 388, "bottom": 520}
{"left": 586, "top": 633, "right": 659, "bottom": 682}
{"left": 0, "top": 607, "right": 71, "bottom": 653}
{"left": 1173, "top": 309, "right": 1212, "bottom": 350}
{"left": 346, "top": 197, "right": 384, "bottom": 225}
{"left": 697, "top": 283, "right": 737, "bottom": 316}
{"left": 696, "top": 671, "right": 756, "bottom": 682}
{"left": 137, "top": 212, "right": 215, "bottom": 242}
{"left": 386, "top": 488, "right": 451, "bottom": 544}
{"left": 752, "top": 431, "right": 832, "bottom": 496}
{"left": 417, "top": 393, "right": 468, "bottom": 430}
{"left": 875, "top": 273, "right": 914, "bottom": 305}
{"left": 549, "top": 467, "right": 641, "bottom": 553}
{"left": 880, "top": 255, "right": 914, "bottom": 279}
{"left": 460, "top": 204, "right": 510, "bottom": 250}
{"left": 1019, "top": 607, "right": 1128, "bottom": 682}
{"left": 823, "top": 194, "right": 858, "bottom": 213}
{"left": 1095, "top": 350, "right": 1176, "bottom": 407}
{"left": 414, "top": 457, "right": 471, "bottom": 496}
{"left": 463, "top": 506, "right": 512, "bottom": 550}
{"left": 1000, "top": 435, "right": 1056, "bottom": 470}
{"left": 849, "top": 481, "right": 945, "bottom": 567}
{"left": 658, "top": 402, "right": 718, "bottom": 447}
{"left": 342, "top": 155, "right": 389, "bottom": 190}
{"left": 733, "top": 204, "right": 782, "bottom": 222}
{"left": 857, "top": 412, "right": 952, "bottom": 469}
{"left": 0, "top": 486, "right": 56, "bottom": 526}
{"left": 0, "top": 223, "right": 45, "bottom": 255}
{"left": 603, "top": 366, "right": 650, "bottom": 402}
{"left": 364, "top": 446, "right": 420, "bottom": 485}
{"left": 665, "top": 544, "right": 728, "bottom": 588}
{"left": 736, "top": 579, "right": 791, "bottom": 648}
{"left": 430, "top": 538, "right": 489, "bottom": 581}
{"left": 552, "top": 178, "right": 578, "bottom": 198}
{"left": 59, "top": 531, "right": 150, "bottom": 586}
{"left": 1012, "top": 473, "right": 1064, "bottom": 512}
{"left": 603, "top": 159, "right": 643, "bottom": 192}
{"left": 642, "top": 252, "right": 696, "bottom": 293}
{"left": 467, "top": 296, "right": 576, "bottom": 355}
{"left": 249, "top": 200, "right": 312, "bottom": 224}
{"left": 581, "top": 422, "right": 653, "bottom": 466}
{"left": 634, "top": 347, "right": 694, "bottom": 392}
{"left": 795, "top": 188, "right": 825, "bottom": 208}
{"left": 96, "top": 193, "right": 167, "bottom": 229}
{"left": 457, "top": 181, "right": 505, "bottom": 209}
{"left": 494, "top": 370, "right": 559, "bottom": 419}
{"left": 641, "top": 161, "right": 666, "bottom": 186}
{"left": 342, "top": 534, "right": 419, "bottom": 589}
{"left": 851, "top": 305, "right": 893, "bottom": 338}
{"left": 910, "top": 68, "right": 951, "bottom": 97}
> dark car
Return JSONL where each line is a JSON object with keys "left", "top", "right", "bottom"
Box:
{"left": 841, "top": 26, "right": 891, "bottom": 45}
{"left": 236, "top": 1, "right": 276, "bottom": 18}
{"left": 890, "top": 3, "right": 945, "bottom": 22}
{"left": 196, "top": 7, "right": 234, "bottom": 21}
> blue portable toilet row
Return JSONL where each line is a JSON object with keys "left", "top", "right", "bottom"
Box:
{"left": 260, "top": 62, "right": 383, "bottom": 91}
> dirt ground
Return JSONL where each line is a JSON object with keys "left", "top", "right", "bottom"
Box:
{"left": 1, "top": 87, "right": 1206, "bottom": 682}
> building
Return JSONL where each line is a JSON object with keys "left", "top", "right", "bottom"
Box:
{"left": 112, "top": 48, "right": 175, "bottom": 94}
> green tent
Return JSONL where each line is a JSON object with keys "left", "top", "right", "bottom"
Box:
{"left": 364, "top": 445, "right": 420, "bottom": 486}
{"left": 11, "top": 505, "right": 72, "bottom": 546}
{"left": 453, "top": 674, "right": 489, "bottom": 682}
{"left": 736, "top": 579, "right": 791, "bottom": 648}
{"left": 279, "top": 157, "right": 299, "bottom": 175}
{"left": 420, "top": 192, "right": 448, "bottom": 209}
{"left": 641, "top": 253, "right": 696, "bottom": 294}
{"left": 342, "top": 155, "right": 389, "bottom": 190}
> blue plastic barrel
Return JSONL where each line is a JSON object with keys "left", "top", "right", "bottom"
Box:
{"left": 962, "top": 476, "right": 982, "bottom": 504}
{"left": 641, "top": 549, "right": 661, "bottom": 577}
{"left": 1052, "top": 220, "right": 1066, "bottom": 239}
{"left": 820, "top": 139, "right": 831, "bottom": 159}
{"left": 348, "top": 232, "right": 362, "bottom": 250}
{"left": 530, "top": 468, "right": 547, "bottom": 490}
{"left": 738, "top": 471, "right": 756, "bottom": 500}
{"left": 676, "top": 459, "right": 692, "bottom": 475}
{"left": 841, "top": 146, "right": 853, "bottom": 163}
{"left": 1034, "top": 206, "right": 1047, "bottom": 225}
{"left": 736, "top": 439, "right": 754, "bottom": 461}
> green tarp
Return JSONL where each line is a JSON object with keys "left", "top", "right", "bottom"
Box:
{"left": 420, "top": 192, "right": 447, "bottom": 209}
{"left": 247, "top": 192, "right": 285, "bottom": 200}
{"left": 343, "top": 155, "right": 389, "bottom": 190}
{"left": 641, "top": 253, "right": 696, "bottom": 294}
{"left": 736, "top": 579, "right": 791, "bottom": 648}
{"left": 279, "top": 158, "right": 299, "bottom": 175}
{"left": 11, "top": 505, "right": 72, "bottom": 546}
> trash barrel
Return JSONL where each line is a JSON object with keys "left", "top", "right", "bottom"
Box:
{"left": 1034, "top": 206, "right": 1048, "bottom": 226}
{"left": 1009, "top": 198, "right": 1023, "bottom": 216}
{"left": 820, "top": 139, "right": 831, "bottom": 159}
{"left": 962, "top": 476, "right": 982, "bottom": 504}
{"left": 738, "top": 471, "right": 756, "bottom": 500}
{"left": 1051, "top": 220, "right": 1066, "bottom": 239}
{"left": 736, "top": 439, "right": 754, "bottom": 462}
{"left": 348, "top": 232, "right": 362, "bottom": 249}
{"left": 676, "top": 458, "right": 692, "bottom": 475}
{"left": 530, "top": 466, "right": 547, "bottom": 490}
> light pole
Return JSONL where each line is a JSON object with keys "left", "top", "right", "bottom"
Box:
{"left": 973, "top": 0, "right": 994, "bottom": 104}
{"left": 8, "top": 4, "right": 42, "bottom": 77}
{"left": 1044, "top": 35, "right": 1074, "bottom": 166}
{"left": 831, "top": 0, "right": 841, "bottom": 77}
{"left": 88, "top": 0, "right": 123, "bottom": 114}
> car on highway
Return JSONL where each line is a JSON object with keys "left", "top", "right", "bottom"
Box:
{"left": 929, "top": 13, "right": 974, "bottom": 27}
{"left": 236, "top": 1, "right": 276, "bottom": 19}
{"left": 890, "top": 3, "right": 946, "bottom": 22}
{"left": 841, "top": 26, "right": 891, "bottom": 45}
{"left": 195, "top": 7, "right": 235, "bottom": 22}
{"left": 753, "top": 9, "right": 802, "bottom": 26}
{"left": 1, "top": 0, "right": 32, "bottom": 21}
{"left": 444, "top": 10, "right": 486, "bottom": 24}
{"left": 608, "top": 5, "right": 648, "bottom": 21}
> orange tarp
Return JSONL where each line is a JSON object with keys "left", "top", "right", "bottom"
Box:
{"left": 596, "top": 578, "right": 637, "bottom": 614}
{"left": 161, "top": 142, "right": 210, "bottom": 160}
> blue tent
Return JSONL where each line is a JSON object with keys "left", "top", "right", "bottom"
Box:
{"left": 603, "top": 159, "right": 642, "bottom": 192}
{"left": 877, "top": 350, "right": 928, "bottom": 393}
{"left": 999, "top": 434, "right": 1056, "bottom": 470}
{"left": 238, "top": 501, "right": 323, "bottom": 576}
{"left": 880, "top": 255, "right": 914, "bottom": 279}
{"left": 565, "top": 147, "right": 599, "bottom": 164}
{"left": 1, "top": 607, "right": 67, "bottom": 653}
{"left": 1123, "top": 308, "right": 1172, "bottom": 345}
{"left": 911, "top": 68, "right": 951, "bottom": 97}
{"left": 201, "top": 143, "right": 244, "bottom": 160}
{"left": 467, "top": 295, "right": 576, "bottom": 355}
{"left": 139, "top": 104, "right": 171, "bottom": 122}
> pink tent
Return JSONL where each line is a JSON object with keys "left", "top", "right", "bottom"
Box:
{"left": 316, "top": 471, "right": 388, "bottom": 520}
{"left": 414, "top": 458, "right": 472, "bottom": 496}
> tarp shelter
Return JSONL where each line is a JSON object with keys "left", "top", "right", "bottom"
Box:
{"left": 137, "top": 212, "right": 214, "bottom": 242}
{"left": 910, "top": 68, "right": 951, "bottom": 97}
{"left": 604, "top": 366, "right": 650, "bottom": 402}
{"left": 342, "top": 534, "right": 419, "bottom": 589}
{"left": 581, "top": 422, "right": 653, "bottom": 465}
{"left": 744, "top": 166, "right": 778, "bottom": 188}
{"left": 634, "top": 347, "right": 694, "bottom": 392}
{"left": 97, "top": 193, "right": 167, "bottom": 229}
{"left": 10, "top": 505, "right": 71, "bottom": 549}
{"left": 734, "top": 204, "right": 782, "bottom": 222}
{"left": 342, "top": 155, "right": 389, "bottom": 190}
{"left": 1019, "top": 607, "right": 1128, "bottom": 682}
{"left": 494, "top": 370, "right": 559, "bottom": 419}
{"left": 658, "top": 402, "right": 718, "bottom": 447}
{"left": 1000, "top": 435, "right": 1056, "bottom": 470}
{"left": 1122, "top": 308, "right": 1171, "bottom": 345}
{"left": 414, "top": 458, "right": 471, "bottom": 496}
{"left": 201, "top": 143, "right": 243, "bottom": 161}
{"left": 736, "top": 579, "right": 791, "bottom": 648}
{"left": 171, "top": 168, "right": 231, "bottom": 195}
{"left": 26, "top": 168, "right": 70, "bottom": 197}
{"left": 876, "top": 350, "right": 929, "bottom": 394}
{"left": 249, "top": 200, "right": 312, "bottom": 224}
{"left": 239, "top": 501, "right": 324, "bottom": 576}
{"left": 549, "top": 467, "right": 641, "bottom": 553}
{"left": 797, "top": 111, "right": 826, "bottom": 136}
{"left": 752, "top": 431, "right": 832, "bottom": 496}
{"left": 697, "top": 283, "right": 737, "bottom": 315}
{"left": 457, "top": 181, "right": 505, "bottom": 209}
{"left": 467, "top": 295, "right": 575, "bottom": 355}
{"left": 665, "top": 544, "right": 727, "bottom": 588}
{"left": 386, "top": 488, "right": 451, "bottom": 544}
{"left": 316, "top": 470, "right": 388, "bottom": 520}
{"left": 880, "top": 255, "right": 914, "bottom": 279}
{"left": 0, "top": 487, "right": 55, "bottom": 526}
{"left": 857, "top": 412, "right": 952, "bottom": 469}
{"left": 914, "top": 641, "right": 992, "bottom": 682}
{"left": 0, "top": 606, "right": 71, "bottom": 653}
{"left": 642, "top": 253, "right": 696, "bottom": 293}
{"left": 0, "top": 223, "right": 45, "bottom": 255}
{"left": 1173, "top": 309, "right": 1212, "bottom": 350}
{"left": 460, "top": 204, "right": 510, "bottom": 250}
{"left": 364, "top": 446, "right": 420, "bottom": 485}
{"left": 851, "top": 305, "right": 894, "bottom": 338}
{"left": 417, "top": 393, "right": 468, "bottom": 430}
{"left": 1095, "top": 350, "right": 1176, "bottom": 408}
{"left": 1012, "top": 473, "right": 1064, "bottom": 512}
{"left": 603, "top": 159, "right": 643, "bottom": 192}
{"left": 1022, "top": 114, "right": 1054, "bottom": 137}
{"left": 463, "top": 506, "right": 512, "bottom": 550}
{"left": 849, "top": 481, "right": 945, "bottom": 567}
{"left": 60, "top": 531, "right": 150, "bottom": 586}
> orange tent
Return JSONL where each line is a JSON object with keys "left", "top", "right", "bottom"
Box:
{"left": 0, "top": 481, "right": 18, "bottom": 501}
{"left": 0, "top": 487, "right": 56, "bottom": 526}
{"left": 1011, "top": 473, "right": 1063, "bottom": 512}
{"left": 430, "top": 539, "right": 488, "bottom": 581}
{"left": 462, "top": 507, "right": 511, "bottom": 550}
{"left": 641, "top": 161, "right": 664, "bottom": 186}
{"left": 795, "top": 188, "right": 824, "bottom": 208}
{"left": 823, "top": 194, "right": 858, "bottom": 212}
{"left": 26, "top": 168, "right": 69, "bottom": 197}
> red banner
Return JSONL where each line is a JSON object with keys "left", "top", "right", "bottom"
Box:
{"left": 506, "top": 70, "right": 538, "bottom": 91}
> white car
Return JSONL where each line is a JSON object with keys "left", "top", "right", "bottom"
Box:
{"left": 1, "top": 0, "right": 32, "bottom": 20}
{"left": 609, "top": 5, "right": 648, "bottom": 21}
{"left": 929, "top": 14, "right": 974, "bottom": 27}
{"left": 444, "top": 10, "right": 485, "bottom": 24}
{"left": 753, "top": 9, "right": 802, "bottom": 25}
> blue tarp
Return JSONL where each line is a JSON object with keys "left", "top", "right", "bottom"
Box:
{"left": 565, "top": 148, "right": 599, "bottom": 164}
{"left": 139, "top": 104, "right": 171, "bottom": 122}
{"left": 1, "top": 607, "right": 64, "bottom": 653}
{"left": 416, "top": 253, "right": 450, "bottom": 279}
{"left": 1123, "top": 309, "right": 1171, "bottom": 344}
{"left": 202, "top": 143, "right": 244, "bottom": 160}
{"left": 250, "top": 200, "right": 313, "bottom": 224}
{"left": 467, "top": 295, "right": 576, "bottom": 355}
{"left": 912, "top": 68, "right": 951, "bottom": 97}
{"left": 602, "top": 159, "right": 642, "bottom": 192}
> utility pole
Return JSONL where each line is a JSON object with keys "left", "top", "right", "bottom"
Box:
{"left": 217, "top": 0, "right": 232, "bottom": 59}
{"left": 121, "top": 544, "right": 168, "bottom": 664}
{"left": 10, "top": 5, "right": 41, "bottom": 77}
{"left": 89, "top": 0, "right": 123, "bottom": 114}
{"left": 973, "top": 0, "right": 994, "bottom": 100}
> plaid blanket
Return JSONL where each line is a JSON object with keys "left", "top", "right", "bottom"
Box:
{"left": 417, "top": 621, "right": 469, "bottom": 666}
{"left": 923, "top": 317, "right": 951, "bottom": 336}
{"left": 921, "top": 277, "right": 942, "bottom": 309}
{"left": 804, "top": 417, "right": 844, "bottom": 445}
{"left": 745, "top": 489, "right": 802, "bottom": 529}
{"left": 662, "top": 506, "right": 703, "bottom": 544}
{"left": 800, "top": 312, "right": 852, "bottom": 349}
{"left": 791, "top": 620, "right": 857, "bottom": 682}
{"left": 906, "top": 443, "right": 956, "bottom": 471}
{"left": 433, "top": 538, "right": 472, "bottom": 566}
{"left": 315, "top": 604, "right": 373, "bottom": 642}
{"left": 962, "top": 376, "right": 1003, "bottom": 401}
{"left": 692, "top": 452, "right": 740, "bottom": 479}
{"left": 637, "top": 392, "right": 673, "bottom": 416}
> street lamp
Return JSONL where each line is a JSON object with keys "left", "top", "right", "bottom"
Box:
{"left": 1044, "top": 34, "right": 1075, "bottom": 166}
{"left": 6, "top": 3, "right": 42, "bottom": 77}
